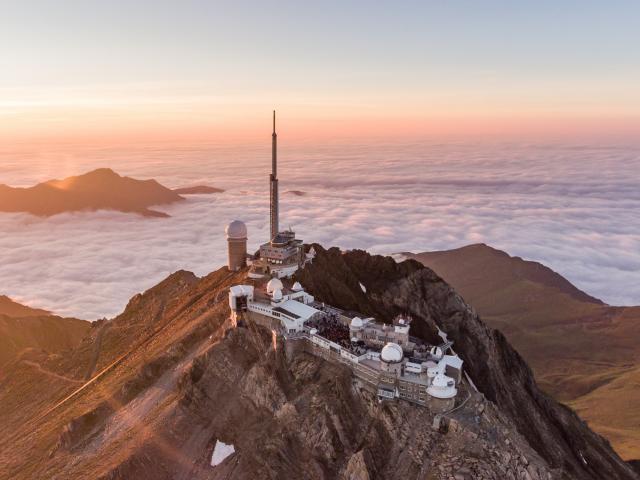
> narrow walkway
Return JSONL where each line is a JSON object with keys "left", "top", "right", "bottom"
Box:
{"left": 84, "top": 322, "right": 109, "bottom": 380}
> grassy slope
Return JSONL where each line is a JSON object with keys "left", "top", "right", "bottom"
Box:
{"left": 0, "top": 296, "right": 90, "bottom": 367}
{"left": 408, "top": 244, "right": 640, "bottom": 460}
{"left": 0, "top": 295, "right": 50, "bottom": 317}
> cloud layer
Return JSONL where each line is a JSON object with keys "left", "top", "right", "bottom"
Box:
{"left": 0, "top": 140, "right": 638, "bottom": 319}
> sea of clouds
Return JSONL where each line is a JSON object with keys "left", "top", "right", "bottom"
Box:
{"left": 0, "top": 140, "right": 638, "bottom": 319}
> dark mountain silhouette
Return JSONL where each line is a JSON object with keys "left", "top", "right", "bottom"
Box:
{"left": 0, "top": 168, "right": 184, "bottom": 217}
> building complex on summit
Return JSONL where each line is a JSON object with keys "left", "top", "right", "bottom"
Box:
{"left": 226, "top": 113, "right": 464, "bottom": 411}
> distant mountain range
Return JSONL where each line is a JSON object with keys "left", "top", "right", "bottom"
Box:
{"left": 0, "top": 168, "right": 222, "bottom": 217}
{"left": 404, "top": 244, "right": 640, "bottom": 460}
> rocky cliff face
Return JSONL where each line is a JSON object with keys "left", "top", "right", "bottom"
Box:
{"left": 0, "top": 246, "right": 637, "bottom": 480}
{"left": 295, "top": 246, "right": 639, "bottom": 480}
{"left": 405, "top": 244, "right": 640, "bottom": 460}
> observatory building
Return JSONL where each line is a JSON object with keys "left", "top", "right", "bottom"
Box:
{"left": 225, "top": 220, "right": 248, "bottom": 271}
{"left": 225, "top": 112, "right": 465, "bottom": 411}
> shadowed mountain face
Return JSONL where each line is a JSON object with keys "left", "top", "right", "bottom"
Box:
{"left": 405, "top": 244, "right": 640, "bottom": 460}
{"left": 0, "top": 248, "right": 637, "bottom": 480}
{"left": 0, "top": 296, "right": 90, "bottom": 368}
{"left": 296, "top": 246, "right": 638, "bottom": 479}
{"left": 0, "top": 168, "right": 184, "bottom": 217}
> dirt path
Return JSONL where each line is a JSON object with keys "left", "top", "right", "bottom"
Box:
{"left": 84, "top": 322, "right": 109, "bottom": 380}
{"left": 21, "top": 360, "right": 84, "bottom": 384}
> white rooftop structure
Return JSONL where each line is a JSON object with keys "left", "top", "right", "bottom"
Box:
{"left": 441, "top": 354, "right": 463, "bottom": 370}
{"left": 277, "top": 299, "right": 319, "bottom": 320}
{"left": 380, "top": 342, "right": 404, "bottom": 363}
{"left": 350, "top": 317, "right": 364, "bottom": 329}
{"left": 292, "top": 281, "right": 303, "bottom": 292}
{"left": 266, "top": 277, "right": 284, "bottom": 294}
{"left": 229, "top": 284, "right": 254, "bottom": 297}
{"left": 427, "top": 373, "right": 457, "bottom": 399}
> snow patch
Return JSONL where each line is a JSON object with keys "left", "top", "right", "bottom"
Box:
{"left": 359, "top": 282, "right": 367, "bottom": 293}
{"left": 210, "top": 440, "right": 235, "bottom": 467}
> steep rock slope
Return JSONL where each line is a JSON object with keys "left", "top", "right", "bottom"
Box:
{"left": 405, "top": 244, "right": 640, "bottom": 459}
{"left": 295, "top": 245, "right": 638, "bottom": 479}
{"left": 0, "top": 249, "right": 636, "bottom": 479}
{"left": 0, "top": 264, "right": 557, "bottom": 480}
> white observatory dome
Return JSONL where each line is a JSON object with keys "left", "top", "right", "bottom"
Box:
{"left": 430, "top": 346, "right": 444, "bottom": 360}
{"left": 350, "top": 317, "right": 364, "bottom": 330}
{"left": 272, "top": 289, "right": 283, "bottom": 301}
{"left": 292, "top": 281, "right": 303, "bottom": 292}
{"left": 380, "top": 343, "right": 403, "bottom": 363}
{"left": 225, "top": 220, "right": 247, "bottom": 239}
{"left": 266, "top": 277, "right": 284, "bottom": 294}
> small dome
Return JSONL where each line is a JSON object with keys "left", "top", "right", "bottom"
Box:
{"left": 380, "top": 343, "right": 403, "bottom": 363}
{"left": 225, "top": 220, "right": 247, "bottom": 239}
{"left": 292, "top": 281, "right": 303, "bottom": 292}
{"left": 430, "top": 346, "right": 444, "bottom": 360}
{"left": 350, "top": 317, "right": 363, "bottom": 329}
{"left": 272, "top": 289, "right": 283, "bottom": 301}
{"left": 266, "top": 277, "right": 284, "bottom": 294}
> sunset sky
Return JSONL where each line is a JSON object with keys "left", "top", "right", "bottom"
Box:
{"left": 1, "top": 0, "right": 640, "bottom": 143}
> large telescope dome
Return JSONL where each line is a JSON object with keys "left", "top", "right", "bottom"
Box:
{"left": 380, "top": 342, "right": 403, "bottom": 363}
{"left": 225, "top": 220, "right": 248, "bottom": 239}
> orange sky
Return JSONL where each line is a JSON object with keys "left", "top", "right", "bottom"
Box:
{"left": 2, "top": 2, "right": 639, "bottom": 145}
{"left": 2, "top": 96, "right": 639, "bottom": 146}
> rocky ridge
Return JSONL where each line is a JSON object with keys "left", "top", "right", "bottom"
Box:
{"left": 0, "top": 246, "right": 636, "bottom": 479}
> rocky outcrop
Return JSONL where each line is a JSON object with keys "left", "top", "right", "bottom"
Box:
{"left": 295, "top": 245, "right": 639, "bottom": 480}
